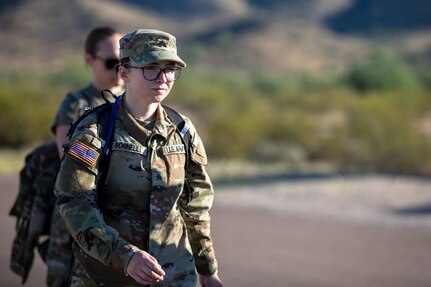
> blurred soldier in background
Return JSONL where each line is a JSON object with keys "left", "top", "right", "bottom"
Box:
{"left": 48, "top": 26, "right": 123, "bottom": 286}
{"left": 10, "top": 26, "right": 123, "bottom": 287}
{"left": 52, "top": 26, "right": 123, "bottom": 157}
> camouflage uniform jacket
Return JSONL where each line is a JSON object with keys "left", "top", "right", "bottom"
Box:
{"left": 55, "top": 97, "right": 218, "bottom": 286}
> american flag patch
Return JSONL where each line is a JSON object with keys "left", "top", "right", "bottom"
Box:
{"left": 68, "top": 140, "right": 100, "bottom": 167}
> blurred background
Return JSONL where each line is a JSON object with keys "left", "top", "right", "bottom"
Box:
{"left": 1, "top": 0, "right": 430, "bottom": 175}
{"left": 1, "top": 1, "right": 431, "bottom": 287}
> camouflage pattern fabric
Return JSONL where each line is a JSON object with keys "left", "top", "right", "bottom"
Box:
{"left": 9, "top": 140, "right": 59, "bottom": 284}
{"left": 45, "top": 206, "right": 73, "bottom": 286}
{"left": 119, "top": 29, "right": 186, "bottom": 68}
{"left": 51, "top": 84, "right": 109, "bottom": 134}
{"left": 55, "top": 96, "right": 218, "bottom": 286}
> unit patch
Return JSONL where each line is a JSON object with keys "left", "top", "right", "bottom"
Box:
{"left": 112, "top": 141, "right": 146, "bottom": 155}
{"left": 68, "top": 140, "right": 100, "bottom": 167}
{"left": 162, "top": 144, "right": 185, "bottom": 155}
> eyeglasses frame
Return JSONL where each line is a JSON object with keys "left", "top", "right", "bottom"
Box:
{"left": 125, "top": 65, "right": 182, "bottom": 82}
{"left": 93, "top": 55, "right": 120, "bottom": 70}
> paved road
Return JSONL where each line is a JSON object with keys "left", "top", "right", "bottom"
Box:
{"left": 2, "top": 173, "right": 431, "bottom": 287}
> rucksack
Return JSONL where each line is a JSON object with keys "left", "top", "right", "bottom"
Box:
{"left": 9, "top": 91, "right": 191, "bottom": 284}
{"left": 9, "top": 140, "right": 60, "bottom": 283}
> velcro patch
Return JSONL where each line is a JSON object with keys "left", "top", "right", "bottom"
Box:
{"left": 162, "top": 144, "right": 185, "bottom": 155}
{"left": 68, "top": 140, "right": 100, "bottom": 167}
{"left": 112, "top": 141, "right": 146, "bottom": 155}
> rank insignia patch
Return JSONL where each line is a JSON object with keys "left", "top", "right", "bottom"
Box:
{"left": 68, "top": 140, "right": 100, "bottom": 167}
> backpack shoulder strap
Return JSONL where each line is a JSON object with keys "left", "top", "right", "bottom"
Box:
{"left": 95, "top": 96, "right": 121, "bottom": 189}
{"left": 162, "top": 105, "right": 191, "bottom": 152}
{"left": 162, "top": 105, "right": 193, "bottom": 208}
{"left": 66, "top": 102, "right": 111, "bottom": 139}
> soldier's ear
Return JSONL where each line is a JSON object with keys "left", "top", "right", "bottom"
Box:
{"left": 84, "top": 53, "right": 93, "bottom": 66}
{"left": 118, "top": 66, "right": 129, "bottom": 82}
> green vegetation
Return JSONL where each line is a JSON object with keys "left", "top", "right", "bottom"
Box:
{"left": 1, "top": 52, "right": 430, "bottom": 175}
{"left": 0, "top": 148, "right": 31, "bottom": 174}
{"left": 0, "top": 57, "right": 90, "bottom": 146}
{"left": 343, "top": 49, "right": 421, "bottom": 92}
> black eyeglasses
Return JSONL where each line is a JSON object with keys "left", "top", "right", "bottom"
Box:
{"left": 126, "top": 66, "right": 182, "bottom": 82}
{"left": 94, "top": 56, "right": 120, "bottom": 70}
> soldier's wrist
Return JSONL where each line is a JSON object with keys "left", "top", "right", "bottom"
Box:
{"left": 111, "top": 241, "right": 140, "bottom": 275}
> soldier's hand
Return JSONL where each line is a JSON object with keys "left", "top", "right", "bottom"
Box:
{"left": 126, "top": 250, "right": 165, "bottom": 285}
{"left": 199, "top": 272, "right": 223, "bottom": 287}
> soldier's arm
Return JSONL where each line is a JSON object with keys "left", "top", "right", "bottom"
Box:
{"left": 54, "top": 121, "right": 139, "bottom": 275}
{"left": 180, "top": 119, "right": 218, "bottom": 276}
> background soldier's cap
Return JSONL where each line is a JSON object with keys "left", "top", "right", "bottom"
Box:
{"left": 119, "top": 29, "right": 186, "bottom": 68}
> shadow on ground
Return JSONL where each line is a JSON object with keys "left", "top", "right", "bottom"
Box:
{"left": 391, "top": 204, "right": 431, "bottom": 216}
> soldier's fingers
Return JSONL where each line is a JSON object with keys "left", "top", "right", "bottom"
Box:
{"left": 145, "top": 253, "right": 164, "bottom": 270}
{"left": 128, "top": 267, "right": 160, "bottom": 285}
{"left": 139, "top": 264, "right": 164, "bottom": 281}
{"left": 145, "top": 260, "right": 165, "bottom": 276}
{"left": 132, "top": 272, "right": 154, "bottom": 285}
{"left": 141, "top": 269, "right": 164, "bottom": 282}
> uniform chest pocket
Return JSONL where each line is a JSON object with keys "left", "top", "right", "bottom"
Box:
{"left": 160, "top": 144, "right": 187, "bottom": 180}
{"left": 104, "top": 142, "right": 151, "bottom": 196}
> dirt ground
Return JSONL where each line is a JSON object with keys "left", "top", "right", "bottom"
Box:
{"left": 2, "top": 173, "right": 431, "bottom": 287}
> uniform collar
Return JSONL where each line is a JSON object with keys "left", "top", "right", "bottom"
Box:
{"left": 85, "top": 83, "right": 103, "bottom": 99}
{"left": 117, "top": 97, "right": 176, "bottom": 144}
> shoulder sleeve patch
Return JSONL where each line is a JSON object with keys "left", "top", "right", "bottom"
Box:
{"left": 68, "top": 140, "right": 100, "bottom": 167}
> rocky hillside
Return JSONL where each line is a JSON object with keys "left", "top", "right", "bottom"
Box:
{"left": 1, "top": 0, "right": 430, "bottom": 74}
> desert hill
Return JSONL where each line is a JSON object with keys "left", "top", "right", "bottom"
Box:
{"left": 1, "top": 0, "right": 430, "bottom": 74}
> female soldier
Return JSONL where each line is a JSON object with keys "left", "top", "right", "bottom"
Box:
{"left": 54, "top": 29, "right": 223, "bottom": 287}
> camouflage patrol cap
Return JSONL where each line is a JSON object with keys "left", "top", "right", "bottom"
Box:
{"left": 119, "top": 29, "right": 186, "bottom": 68}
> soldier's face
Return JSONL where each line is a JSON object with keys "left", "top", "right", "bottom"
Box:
{"left": 86, "top": 34, "right": 123, "bottom": 89}
{"left": 122, "top": 61, "right": 176, "bottom": 105}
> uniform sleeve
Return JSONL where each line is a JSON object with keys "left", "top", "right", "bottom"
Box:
{"left": 51, "top": 93, "right": 84, "bottom": 135}
{"left": 54, "top": 118, "right": 139, "bottom": 274}
{"left": 181, "top": 119, "right": 218, "bottom": 276}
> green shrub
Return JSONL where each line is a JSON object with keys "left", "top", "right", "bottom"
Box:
{"left": 344, "top": 48, "right": 421, "bottom": 92}
{"left": 325, "top": 92, "right": 431, "bottom": 173}
{"left": 0, "top": 78, "right": 55, "bottom": 146}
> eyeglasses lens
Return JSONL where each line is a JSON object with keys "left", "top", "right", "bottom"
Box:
{"left": 143, "top": 67, "right": 181, "bottom": 81}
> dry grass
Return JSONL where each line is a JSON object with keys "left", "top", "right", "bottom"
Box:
{"left": 0, "top": 148, "right": 30, "bottom": 174}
